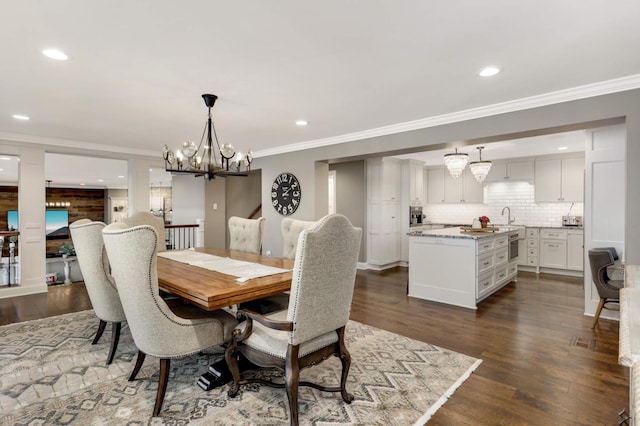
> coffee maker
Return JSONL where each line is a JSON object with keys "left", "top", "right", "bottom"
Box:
{"left": 410, "top": 206, "right": 424, "bottom": 227}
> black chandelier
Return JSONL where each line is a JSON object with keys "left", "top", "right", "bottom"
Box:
{"left": 163, "top": 94, "right": 252, "bottom": 180}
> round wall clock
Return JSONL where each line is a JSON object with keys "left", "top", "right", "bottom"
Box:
{"left": 271, "top": 172, "right": 301, "bottom": 216}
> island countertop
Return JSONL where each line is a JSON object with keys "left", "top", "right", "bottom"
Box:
{"left": 408, "top": 226, "right": 518, "bottom": 239}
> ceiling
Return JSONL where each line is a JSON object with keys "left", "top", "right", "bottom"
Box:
{"left": 1, "top": 1, "right": 640, "bottom": 186}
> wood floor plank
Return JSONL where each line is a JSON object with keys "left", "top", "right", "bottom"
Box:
{"left": 0, "top": 267, "right": 627, "bottom": 424}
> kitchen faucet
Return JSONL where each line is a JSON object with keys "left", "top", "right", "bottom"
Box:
{"left": 501, "top": 206, "right": 515, "bottom": 225}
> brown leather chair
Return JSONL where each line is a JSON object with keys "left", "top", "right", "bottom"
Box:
{"left": 588, "top": 247, "right": 623, "bottom": 328}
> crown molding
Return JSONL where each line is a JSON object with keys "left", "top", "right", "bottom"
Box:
{"left": 254, "top": 74, "right": 640, "bottom": 158}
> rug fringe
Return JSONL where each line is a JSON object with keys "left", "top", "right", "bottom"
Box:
{"left": 412, "top": 358, "right": 483, "bottom": 425}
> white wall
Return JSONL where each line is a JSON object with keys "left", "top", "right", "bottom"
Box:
{"left": 171, "top": 174, "right": 205, "bottom": 225}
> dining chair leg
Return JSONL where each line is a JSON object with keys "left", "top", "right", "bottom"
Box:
{"left": 285, "top": 345, "right": 301, "bottom": 426}
{"left": 129, "top": 350, "right": 146, "bottom": 381}
{"left": 92, "top": 319, "right": 107, "bottom": 345}
{"left": 591, "top": 298, "right": 605, "bottom": 329}
{"left": 336, "top": 327, "right": 355, "bottom": 403}
{"left": 105, "top": 322, "right": 121, "bottom": 365}
{"left": 225, "top": 344, "right": 241, "bottom": 397}
{"left": 153, "top": 358, "right": 170, "bottom": 417}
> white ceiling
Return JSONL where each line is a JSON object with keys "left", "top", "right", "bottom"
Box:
{"left": 1, "top": 1, "right": 640, "bottom": 186}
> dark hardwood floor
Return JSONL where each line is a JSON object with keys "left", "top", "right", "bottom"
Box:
{"left": 0, "top": 269, "right": 626, "bottom": 425}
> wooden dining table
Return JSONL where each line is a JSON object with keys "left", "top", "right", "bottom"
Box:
{"left": 156, "top": 247, "right": 295, "bottom": 390}
{"left": 157, "top": 247, "right": 294, "bottom": 311}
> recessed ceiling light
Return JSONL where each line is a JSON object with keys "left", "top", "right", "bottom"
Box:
{"left": 80, "top": 183, "right": 86, "bottom": 186}
{"left": 479, "top": 66, "right": 500, "bottom": 77}
{"left": 12, "top": 114, "right": 29, "bottom": 120}
{"left": 295, "top": 120, "right": 308, "bottom": 126}
{"left": 98, "top": 179, "right": 104, "bottom": 183}
{"left": 118, "top": 175, "right": 125, "bottom": 178}
{"left": 558, "top": 146, "right": 569, "bottom": 151}
{"left": 42, "top": 49, "right": 68, "bottom": 61}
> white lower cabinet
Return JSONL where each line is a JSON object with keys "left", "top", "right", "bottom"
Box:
{"left": 540, "top": 240, "right": 567, "bottom": 269}
{"left": 567, "top": 230, "right": 584, "bottom": 271}
{"left": 539, "top": 229, "right": 568, "bottom": 270}
{"left": 408, "top": 232, "right": 518, "bottom": 309}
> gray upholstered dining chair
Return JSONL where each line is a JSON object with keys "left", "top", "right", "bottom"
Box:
{"left": 225, "top": 214, "right": 362, "bottom": 426}
{"left": 124, "top": 211, "right": 167, "bottom": 252}
{"left": 69, "top": 219, "right": 127, "bottom": 365}
{"left": 251, "top": 217, "right": 317, "bottom": 313}
{"left": 281, "top": 218, "right": 316, "bottom": 260}
{"left": 102, "top": 222, "right": 238, "bottom": 417}
{"left": 589, "top": 247, "right": 624, "bottom": 328}
{"left": 228, "top": 216, "right": 265, "bottom": 254}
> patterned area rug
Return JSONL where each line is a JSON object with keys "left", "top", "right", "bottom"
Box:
{"left": 0, "top": 311, "right": 481, "bottom": 425}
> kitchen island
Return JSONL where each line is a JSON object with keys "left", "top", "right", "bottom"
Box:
{"left": 408, "top": 226, "right": 518, "bottom": 309}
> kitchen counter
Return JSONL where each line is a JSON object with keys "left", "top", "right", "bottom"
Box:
{"left": 408, "top": 226, "right": 519, "bottom": 239}
{"left": 408, "top": 228, "right": 518, "bottom": 309}
{"left": 619, "top": 266, "right": 640, "bottom": 424}
{"left": 423, "top": 222, "right": 581, "bottom": 230}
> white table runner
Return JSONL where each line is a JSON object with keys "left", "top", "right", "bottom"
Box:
{"left": 158, "top": 249, "right": 291, "bottom": 283}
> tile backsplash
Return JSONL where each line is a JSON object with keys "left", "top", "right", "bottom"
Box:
{"left": 424, "top": 181, "right": 583, "bottom": 227}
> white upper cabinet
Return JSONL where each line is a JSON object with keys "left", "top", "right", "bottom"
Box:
{"left": 560, "top": 157, "right": 584, "bottom": 202}
{"left": 404, "top": 160, "right": 424, "bottom": 206}
{"left": 485, "top": 159, "right": 534, "bottom": 182}
{"left": 534, "top": 157, "right": 584, "bottom": 202}
{"left": 367, "top": 158, "right": 402, "bottom": 202}
{"left": 382, "top": 159, "right": 402, "bottom": 201}
{"left": 427, "top": 168, "right": 445, "bottom": 204}
{"left": 443, "top": 168, "right": 483, "bottom": 203}
{"left": 463, "top": 169, "right": 484, "bottom": 203}
{"left": 507, "top": 160, "right": 535, "bottom": 181}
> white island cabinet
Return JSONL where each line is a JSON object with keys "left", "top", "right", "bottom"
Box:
{"left": 408, "top": 227, "right": 518, "bottom": 309}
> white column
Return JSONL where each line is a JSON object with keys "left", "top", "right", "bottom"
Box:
{"left": 584, "top": 124, "right": 626, "bottom": 320}
{"left": 128, "top": 159, "right": 152, "bottom": 215}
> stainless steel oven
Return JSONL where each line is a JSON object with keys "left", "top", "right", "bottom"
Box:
{"left": 508, "top": 232, "right": 519, "bottom": 261}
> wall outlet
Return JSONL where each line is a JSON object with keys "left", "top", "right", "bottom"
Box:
{"left": 213, "top": 203, "right": 218, "bottom": 210}
{"left": 266, "top": 250, "right": 272, "bottom": 256}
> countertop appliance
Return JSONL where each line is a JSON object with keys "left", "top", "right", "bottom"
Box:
{"left": 410, "top": 206, "right": 425, "bottom": 228}
{"left": 562, "top": 215, "right": 583, "bottom": 227}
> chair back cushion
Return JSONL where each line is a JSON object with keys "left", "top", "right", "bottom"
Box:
{"left": 287, "top": 214, "right": 362, "bottom": 346}
{"left": 588, "top": 248, "right": 621, "bottom": 299}
{"left": 123, "top": 211, "right": 166, "bottom": 252}
{"left": 70, "top": 219, "right": 126, "bottom": 323}
{"left": 281, "top": 218, "right": 316, "bottom": 259}
{"left": 228, "top": 216, "right": 265, "bottom": 254}
{"left": 102, "top": 222, "right": 229, "bottom": 357}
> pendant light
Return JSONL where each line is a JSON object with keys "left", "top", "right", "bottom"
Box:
{"left": 469, "top": 146, "right": 492, "bottom": 183}
{"left": 443, "top": 148, "right": 469, "bottom": 178}
{"left": 163, "top": 94, "right": 252, "bottom": 180}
